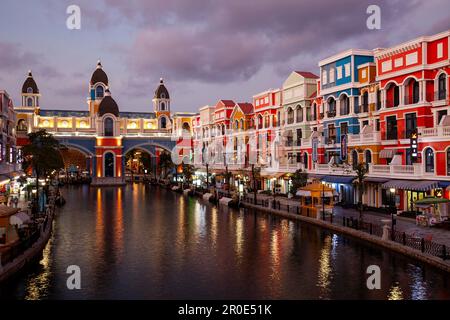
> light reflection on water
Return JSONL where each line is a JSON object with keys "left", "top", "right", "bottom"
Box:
{"left": 1, "top": 184, "right": 449, "bottom": 300}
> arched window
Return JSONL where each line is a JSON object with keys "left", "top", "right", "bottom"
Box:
{"left": 296, "top": 105, "right": 303, "bottom": 122}
{"left": 182, "top": 122, "right": 190, "bottom": 132}
{"left": 424, "top": 148, "right": 434, "bottom": 173}
{"left": 352, "top": 150, "right": 358, "bottom": 170}
{"left": 27, "top": 87, "right": 33, "bottom": 93}
{"left": 312, "top": 103, "right": 317, "bottom": 120}
{"left": 362, "top": 91, "right": 369, "bottom": 112}
{"left": 264, "top": 115, "right": 270, "bottom": 128}
{"left": 161, "top": 93, "right": 165, "bottom": 99}
{"left": 412, "top": 80, "right": 420, "bottom": 104}
{"left": 287, "top": 107, "right": 294, "bottom": 124}
{"left": 222, "top": 125, "right": 225, "bottom": 135}
{"left": 27, "top": 97, "right": 33, "bottom": 107}
{"left": 104, "top": 117, "right": 114, "bottom": 136}
{"left": 258, "top": 114, "right": 263, "bottom": 128}
{"left": 240, "top": 119, "right": 244, "bottom": 130}
{"left": 365, "top": 150, "right": 372, "bottom": 171}
{"left": 96, "top": 86, "right": 104, "bottom": 98}
{"left": 104, "top": 152, "right": 115, "bottom": 177}
{"left": 17, "top": 119, "right": 27, "bottom": 132}
{"left": 160, "top": 102, "right": 165, "bottom": 111}
{"left": 303, "top": 152, "right": 308, "bottom": 169}
{"left": 235, "top": 120, "right": 239, "bottom": 130}
{"left": 393, "top": 85, "right": 400, "bottom": 107}
{"left": 327, "top": 98, "right": 336, "bottom": 117}
{"left": 340, "top": 95, "right": 349, "bottom": 115}
{"left": 438, "top": 74, "right": 447, "bottom": 100}
{"left": 376, "top": 89, "right": 381, "bottom": 110}
{"left": 160, "top": 116, "right": 167, "bottom": 129}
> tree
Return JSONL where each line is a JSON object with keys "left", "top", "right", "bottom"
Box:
{"left": 182, "top": 162, "right": 195, "bottom": 189}
{"left": 158, "top": 151, "right": 174, "bottom": 179}
{"left": 353, "top": 162, "right": 368, "bottom": 222}
{"left": 290, "top": 169, "right": 308, "bottom": 195}
{"left": 22, "top": 129, "right": 64, "bottom": 212}
{"left": 251, "top": 164, "right": 261, "bottom": 204}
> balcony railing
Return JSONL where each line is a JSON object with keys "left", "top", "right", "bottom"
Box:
{"left": 348, "top": 131, "right": 381, "bottom": 144}
{"left": 384, "top": 98, "right": 400, "bottom": 108}
{"left": 279, "top": 162, "right": 305, "bottom": 171}
{"left": 327, "top": 111, "right": 336, "bottom": 118}
{"left": 368, "top": 163, "right": 424, "bottom": 177}
{"left": 418, "top": 126, "right": 450, "bottom": 137}
{"left": 434, "top": 90, "right": 448, "bottom": 102}
{"left": 325, "top": 136, "right": 337, "bottom": 145}
{"left": 404, "top": 94, "right": 420, "bottom": 105}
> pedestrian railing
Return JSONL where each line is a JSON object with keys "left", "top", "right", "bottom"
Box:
{"left": 240, "top": 196, "right": 449, "bottom": 261}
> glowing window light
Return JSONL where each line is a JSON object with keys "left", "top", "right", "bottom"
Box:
{"left": 61, "top": 120, "right": 69, "bottom": 128}
{"left": 129, "top": 122, "right": 137, "bottom": 129}
{"left": 146, "top": 122, "right": 152, "bottom": 129}
{"left": 42, "top": 120, "right": 50, "bottom": 127}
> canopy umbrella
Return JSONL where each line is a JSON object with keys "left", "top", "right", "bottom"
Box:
{"left": 415, "top": 197, "right": 450, "bottom": 205}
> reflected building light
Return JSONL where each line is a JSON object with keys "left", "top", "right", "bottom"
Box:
{"left": 25, "top": 238, "right": 53, "bottom": 300}
{"left": 388, "top": 284, "right": 404, "bottom": 300}
{"left": 317, "top": 235, "right": 333, "bottom": 298}
{"left": 235, "top": 215, "right": 244, "bottom": 261}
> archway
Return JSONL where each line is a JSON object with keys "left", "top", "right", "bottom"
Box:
{"left": 104, "top": 152, "right": 115, "bottom": 177}
{"left": 125, "top": 148, "right": 154, "bottom": 180}
{"left": 59, "top": 146, "right": 92, "bottom": 181}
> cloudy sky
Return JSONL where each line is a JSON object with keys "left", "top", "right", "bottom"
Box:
{"left": 0, "top": 0, "right": 449, "bottom": 112}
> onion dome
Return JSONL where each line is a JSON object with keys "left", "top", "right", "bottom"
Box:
{"left": 22, "top": 70, "right": 39, "bottom": 94}
{"left": 98, "top": 88, "right": 119, "bottom": 117}
{"left": 90, "top": 60, "right": 109, "bottom": 85}
{"left": 154, "top": 78, "right": 170, "bottom": 99}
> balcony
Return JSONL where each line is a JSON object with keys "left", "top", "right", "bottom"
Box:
{"left": 418, "top": 126, "right": 450, "bottom": 138}
{"left": 279, "top": 162, "right": 305, "bottom": 172}
{"left": 326, "top": 111, "right": 336, "bottom": 118}
{"left": 325, "top": 136, "right": 337, "bottom": 145}
{"left": 312, "top": 163, "right": 353, "bottom": 175}
{"left": 368, "top": 163, "right": 425, "bottom": 178}
{"left": 348, "top": 131, "right": 381, "bottom": 145}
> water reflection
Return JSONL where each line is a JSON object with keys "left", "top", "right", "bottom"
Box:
{"left": 2, "top": 184, "right": 448, "bottom": 300}
{"left": 317, "top": 235, "right": 333, "bottom": 299}
{"left": 24, "top": 226, "right": 54, "bottom": 300}
{"left": 388, "top": 283, "right": 404, "bottom": 300}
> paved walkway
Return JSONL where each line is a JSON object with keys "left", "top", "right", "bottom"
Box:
{"left": 251, "top": 193, "right": 450, "bottom": 248}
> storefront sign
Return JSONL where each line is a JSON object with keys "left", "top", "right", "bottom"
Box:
{"left": 340, "top": 134, "right": 347, "bottom": 161}
{"left": 410, "top": 129, "right": 418, "bottom": 161}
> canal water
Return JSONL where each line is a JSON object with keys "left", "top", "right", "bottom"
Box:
{"left": 1, "top": 184, "right": 449, "bottom": 299}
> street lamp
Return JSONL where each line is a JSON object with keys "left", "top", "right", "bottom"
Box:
{"left": 390, "top": 187, "right": 397, "bottom": 240}
{"left": 321, "top": 181, "right": 326, "bottom": 221}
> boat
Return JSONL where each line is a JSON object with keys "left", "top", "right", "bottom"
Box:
{"left": 0, "top": 204, "right": 55, "bottom": 283}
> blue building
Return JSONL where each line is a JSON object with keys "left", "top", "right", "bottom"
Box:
{"left": 318, "top": 49, "right": 374, "bottom": 204}
{"left": 319, "top": 49, "right": 374, "bottom": 164}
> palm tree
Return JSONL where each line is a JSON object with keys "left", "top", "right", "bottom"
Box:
{"left": 182, "top": 162, "right": 195, "bottom": 189}
{"left": 353, "top": 162, "right": 368, "bottom": 222}
{"left": 251, "top": 164, "right": 261, "bottom": 204}
{"left": 158, "top": 151, "right": 174, "bottom": 180}
{"left": 290, "top": 169, "right": 308, "bottom": 195}
{"left": 22, "top": 129, "right": 64, "bottom": 212}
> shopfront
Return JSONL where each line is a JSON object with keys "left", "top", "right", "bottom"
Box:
{"left": 381, "top": 180, "right": 441, "bottom": 213}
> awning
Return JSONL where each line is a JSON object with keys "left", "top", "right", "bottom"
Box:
{"left": 364, "top": 177, "right": 390, "bottom": 184}
{"left": 438, "top": 181, "right": 450, "bottom": 189}
{"left": 382, "top": 180, "right": 439, "bottom": 191}
{"left": 379, "top": 149, "right": 395, "bottom": 159}
{"left": 322, "top": 175, "right": 355, "bottom": 184}
{"left": 296, "top": 190, "right": 311, "bottom": 197}
{"left": 308, "top": 174, "right": 326, "bottom": 180}
{"left": 10, "top": 212, "right": 31, "bottom": 226}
